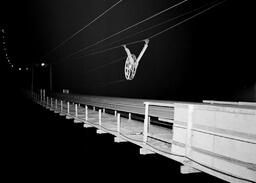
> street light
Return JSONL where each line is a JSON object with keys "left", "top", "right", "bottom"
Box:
{"left": 31, "top": 62, "right": 52, "bottom": 93}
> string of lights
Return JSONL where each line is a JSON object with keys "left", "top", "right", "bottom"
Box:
{"left": 1, "top": 29, "right": 31, "bottom": 72}
{"left": 1, "top": 29, "right": 14, "bottom": 69}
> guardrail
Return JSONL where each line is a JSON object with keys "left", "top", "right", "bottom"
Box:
{"left": 30, "top": 91, "right": 256, "bottom": 183}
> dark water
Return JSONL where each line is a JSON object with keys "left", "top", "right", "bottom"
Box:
{"left": 2, "top": 88, "right": 226, "bottom": 183}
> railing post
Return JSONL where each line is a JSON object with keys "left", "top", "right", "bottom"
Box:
{"left": 50, "top": 98, "right": 53, "bottom": 108}
{"left": 40, "top": 89, "right": 43, "bottom": 103}
{"left": 186, "top": 104, "right": 194, "bottom": 158}
{"left": 143, "top": 102, "right": 149, "bottom": 143}
{"left": 61, "top": 100, "right": 63, "bottom": 112}
{"left": 128, "top": 113, "right": 131, "bottom": 120}
{"left": 99, "top": 109, "right": 102, "bottom": 126}
{"left": 114, "top": 110, "right": 117, "bottom": 117}
{"left": 85, "top": 105, "right": 88, "bottom": 121}
{"left": 55, "top": 99, "right": 57, "bottom": 110}
{"left": 75, "top": 104, "right": 78, "bottom": 117}
{"left": 46, "top": 97, "right": 49, "bottom": 107}
{"left": 67, "top": 101, "right": 70, "bottom": 115}
{"left": 43, "top": 89, "right": 45, "bottom": 104}
{"left": 117, "top": 113, "right": 121, "bottom": 133}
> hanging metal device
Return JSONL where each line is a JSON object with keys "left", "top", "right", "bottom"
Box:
{"left": 123, "top": 39, "right": 149, "bottom": 80}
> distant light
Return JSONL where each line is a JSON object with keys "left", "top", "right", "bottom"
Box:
{"left": 26, "top": 67, "right": 29, "bottom": 71}
{"left": 11, "top": 65, "right": 14, "bottom": 68}
{"left": 19, "top": 67, "right": 22, "bottom": 71}
{"left": 41, "top": 63, "right": 45, "bottom": 67}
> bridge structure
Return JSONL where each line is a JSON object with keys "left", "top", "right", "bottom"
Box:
{"left": 30, "top": 91, "right": 256, "bottom": 183}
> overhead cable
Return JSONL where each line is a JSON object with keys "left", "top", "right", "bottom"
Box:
{"left": 64, "top": 0, "right": 188, "bottom": 59}
{"left": 44, "top": 0, "right": 123, "bottom": 58}
{"left": 73, "top": 0, "right": 226, "bottom": 60}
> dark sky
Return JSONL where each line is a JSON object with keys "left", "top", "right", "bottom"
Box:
{"left": 1, "top": 0, "right": 255, "bottom": 101}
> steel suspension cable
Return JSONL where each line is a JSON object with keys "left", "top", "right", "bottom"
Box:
{"left": 64, "top": 0, "right": 188, "bottom": 59}
{"left": 148, "top": 0, "right": 226, "bottom": 40}
{"left": 72, "top": 0, "right": 226, "bottom": 60}
{"left": 85, "top": 3, "right": 213, "bottom": 55}
{"left": 44, "top": 0, "right": 123, "bottom": 58}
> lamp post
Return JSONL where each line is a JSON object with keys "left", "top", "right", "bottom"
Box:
{"left": 31, "top": 62, "right": 52, "bottom": 94}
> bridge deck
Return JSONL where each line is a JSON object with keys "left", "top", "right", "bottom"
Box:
{"left": 31, "top": 92, "right": 256, "bottom": 183}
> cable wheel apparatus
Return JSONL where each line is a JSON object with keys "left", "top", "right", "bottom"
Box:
{"left": 124, "top": 54, "right": 137, "bottom": 80}
{"left": 123, "top": 39, "right": 149, "bottom": 80}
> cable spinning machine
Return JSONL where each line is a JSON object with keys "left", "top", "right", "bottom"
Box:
{"left": 123, "top": 39, "right": 149, "bottom": 80}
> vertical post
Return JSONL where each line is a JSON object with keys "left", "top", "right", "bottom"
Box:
{"left": 75, "top": 104, "right": 78, "bottom": 117}
{"left": 114, "top": 110, "right": 117, "bottom": 117}
{"left": 99, "top": 109, "right": 102, "bottom": 126}
{"left": 61, "top": 100, "right": 63, "bottom": 112}
{"left": 186, "top": 104, "right": 194, "bottom": 158}
{"left": 46, "top": 97, "right": 49, "bottom": 107}
{"left": 143, "top": 102, "right": 149, "bottom": 143}
{"left": 55, "top": 99, "right": 57, "bottom": 109}
{"left": 93, "top": 106, "right": 95, "bottom": 111}
{"left": 40, "top": 89, "right": 43, "bottom": 103}
{"left": 67, "top": 101, "right": 70, "bottom": 115}
{"left": 51, "top": 98, "right": 53, "bottom": 108}
{"left": 103, "top": 108, "right": 105, "bottom": 114}
{"left": 128, "top": 113, "right": 131, "bottom": 120}
{"left": 43, "top": 89, "right": 45, "bottom": 104}
{"left": 117, "top": 113, "right": 121, "bottom": 133}
{"left": 85, "top": 105, "right": 88, "bottom": 121}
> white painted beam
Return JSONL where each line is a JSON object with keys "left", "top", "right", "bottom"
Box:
{"left": 99, "top": 109, "right": 102, "bottom": 126}
{"left": 66, "top": 115, "right": 73, "bottom": 119}
{"left": 83, "top": 123, "right": 93, "bottom": 128}
{"left": 117, "top": 113, "right": 121, "bottom": 133}
{"left": 74, "top": 119, "right": 82, "bottom": 123}
{"left": 114, "top": 137, "right": 127, "bottom": 143}
{"left": 97, "top": 129, "right": 107, "bottom": 134}
{"left": 180, "top": 165, "right": 201, "bottom": 174}
{"left": 140, "top": 148, "right": 155, "bottom": 155}
{"left": 85, "top": 105, "right": 88, "bottom": 121}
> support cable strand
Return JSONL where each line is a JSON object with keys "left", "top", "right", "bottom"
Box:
{"left": 44, "top": 0, "right": 123, "bottom": 58}
{"left": 63, "top": 0, "right": 188, "bottom": 59}
{"left": 86, "top": 1, "right": 218, "bottom": 54}
{"left": 71, "top": 0, "right": 226, "bottom": 60}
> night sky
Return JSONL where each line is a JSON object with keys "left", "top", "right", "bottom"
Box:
{"left": 1, "top": 0, "right": 255, "bottom": 102}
